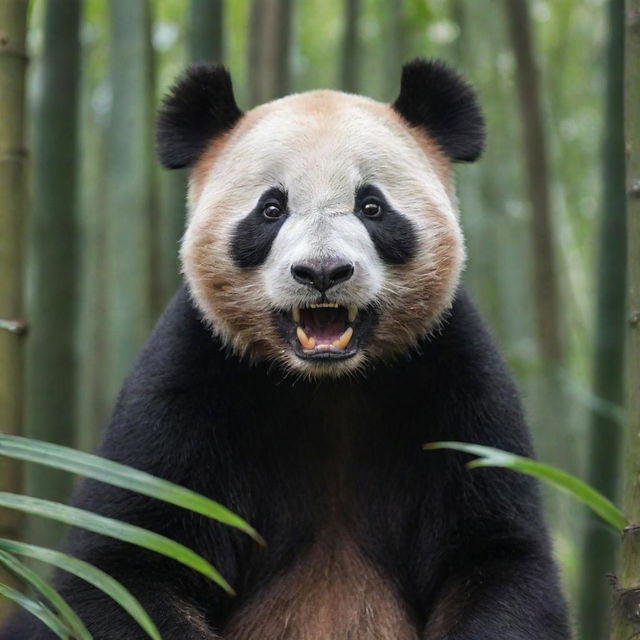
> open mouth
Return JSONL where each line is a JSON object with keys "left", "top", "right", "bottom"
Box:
{"left": 276, "top": 303, "right": 373, "bottom": 360}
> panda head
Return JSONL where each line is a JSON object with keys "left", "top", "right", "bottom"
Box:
{"left": 157, "top": 59, "right": 484, "bottom": 378}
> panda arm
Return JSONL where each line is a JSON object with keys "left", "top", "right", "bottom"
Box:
{"left": 414, "top": 293, "right": 570, "bottom": 638}
{"left": 42, "top": 402, "right": 242, "bottom": 639}
{"left": 420, "top": 482, "right": 570, "bottom": 639}
{"left": 31, "top": 290, "right": 246, "bottom": 638}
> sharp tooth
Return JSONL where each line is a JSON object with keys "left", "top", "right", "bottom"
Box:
{"left": 297, "top": 326, "right": 316, "bottom": 350}
{"left": 333, "top": 327, "right": 354, "bottom": 350}
{"left": 348, "top": 305, "right": 357, "bottom": 322}
{"left": 292, "top": 306, "right": 300, "bottom": 323}
{"left": 310, "top": 303, "right": 317, "bottom": 309}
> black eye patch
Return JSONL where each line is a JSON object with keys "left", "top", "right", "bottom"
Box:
{"left": 354, "top": 184, "right": 418, "bottom": 264}
{"left": 231, "top": 187, "right": 289, "bottom": 268}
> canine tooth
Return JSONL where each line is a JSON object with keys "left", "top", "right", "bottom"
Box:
{"left": 333, "top": 327, "right": 354, "bottom": 350}
{"left": 297, "top": 326, "right": 316, "bottom": 350}
{"left": 292, "top": 306, "right": 300, "bottom": 323}
{"left": 348, "top": 305, "right": 357, "bottom": 322}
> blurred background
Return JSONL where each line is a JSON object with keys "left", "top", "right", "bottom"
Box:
{"left": 0, "top": 0, "right": 628, "bottom": 638}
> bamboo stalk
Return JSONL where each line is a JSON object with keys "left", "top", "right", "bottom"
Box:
{"left": 383, "top": 0, "right": 404, "bottom": 101}
{"left": 340, "top": 0, "right": 360, "bottom": 93}
{"left": 503, "top": 0, "right": 564, "bottom": 366}
{"left": 0, "top": 0, "right": 29, "bottom": 622}
{"left": 104, "top": 0, "right": 156, "bottom": 405}
{"left": 75, "top": 34, "right": 110, "bottom": 453}
{"left": 248, "top": 0, "right": 293, "bottom": 105}
{"left": 156, "top": 0, "right": 227, "bottom": 310}
{"left": 189, "top": 0, "right": 224, "bottom": 64}
{"left": 579, "top": 1, "right": 626, "bottom": 637}
{"left": 24, "top": 0, "right": 81, "bottom": 552}
{"left": 610, "top": 2, "right": 640, "bottom": 638}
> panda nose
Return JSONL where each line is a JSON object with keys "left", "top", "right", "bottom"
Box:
{"left": 291, "top": 260, "right": 355, "bottom": 293}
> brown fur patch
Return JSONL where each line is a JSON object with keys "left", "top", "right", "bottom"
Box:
{"left": 181, "top": 213, "right": 283, "bottom": 363}
{"left": 223, "top": 526, "right": 419, "bottom": 640}
{"left": 190, "top": 132, "right": 236, "bottom": 203}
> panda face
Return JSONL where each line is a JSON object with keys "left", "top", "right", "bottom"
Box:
{"left": 158, "top": 60, "right": 484, "bottom": 378}
{"left": 181, "top": 91, "right": 464, "bottom": 377}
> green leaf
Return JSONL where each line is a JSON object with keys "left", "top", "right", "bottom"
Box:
{"left": 0, "top": 549, "right": 91, "bottom": 640}
{"left": 0, "top": 538, "right": 160, "bottom": 640}
{"left": 0, "top": 492, "right": 235, "bottom": 595}
{"left": 0, "top": 583, "right": 71, "bottom": 639}
{"left": 424, "top": 441, "right": 627, "bottom": 532}
{"left": 0, "top": 434, "right": 264, "bottom": 546}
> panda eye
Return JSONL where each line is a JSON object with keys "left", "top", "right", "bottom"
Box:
{"left": 262, "top": 200, "right": 284, "bottom": 220}
{"left": 361, "top": 199, "right": 383, "bottom": 218}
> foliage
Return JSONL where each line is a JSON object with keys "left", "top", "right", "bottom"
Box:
{"left": 0, "top": 435, "right": 261, "bottom": 638}
{"left": 425, "top": 441, "right": 627, "bottom": 532}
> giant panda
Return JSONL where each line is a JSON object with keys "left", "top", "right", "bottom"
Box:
{"left": 3, "top": 59, "right": 570, "bottom": 639}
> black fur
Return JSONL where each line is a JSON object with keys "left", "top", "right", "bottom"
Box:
{"left": 156, "top": 64, "right": 242, "bottom": 169}
{"left": 393, "top": 58, "right": 485, "bottom": 162}
{"left": 231, "top": 187, "right": 289, "bottom": 267}
{"left": 2, "top": 286, "right": 569, "bottom": 639}
{"left": 355, "top": 184, "right": 418, "bottom": 264}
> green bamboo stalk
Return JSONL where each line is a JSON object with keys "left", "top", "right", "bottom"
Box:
{"left": 156, "top": 168, "right": 186, "bottom": 309}
{"left": 105, "top": 0, "right": 156, "bottom": 405}
{"left": 156, "top": 0, "right": 227, "bottom": 309}
{"left": 579, "top": 1, "right": 626, "bottom": 637}
{"left": 382, "top": 0, "right": 404, "bottom": 101}
{"left": 75, "top": 4, "right": 110, "bottom": 453}
{"left": 248, "top": 0, "right": 293, "bottom": 105}
{"left": 339, "top": 0, "right": 360, "bottom": 93}
{"left": 188, "top": 0, "right": 224, "bottom": 63}
{"left": 611, "top": 2, "right": 640, "bottom": 638}
{"left": 24, "top": 0, "right": 81, "bottom": 552}
{"left": 0, "top": 0, "right": 28, "bottom": 622}
{"left": 503, "top": 0, "right": 570, "bottom": 525}
{"left": 503, "top": 0, "right": 564, "bottom": 366}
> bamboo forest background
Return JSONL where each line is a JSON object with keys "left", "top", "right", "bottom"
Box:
{"left": 0, "top": 0, "right": 630, "bottom": 638}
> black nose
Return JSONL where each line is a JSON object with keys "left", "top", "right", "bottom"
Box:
{"left": 291, "top": 260, "right": 354, "bottom": 293}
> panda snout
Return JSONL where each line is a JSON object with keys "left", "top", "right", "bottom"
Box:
{"left": 290, "top": 259, "right": 354, "bottom": 293}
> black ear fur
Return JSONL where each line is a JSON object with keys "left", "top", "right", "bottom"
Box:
{"left": 156, "top": 64, "right": 243, "bottom": 169}
{"left": 393, "top": 58, "right": 485, "bottom": 162}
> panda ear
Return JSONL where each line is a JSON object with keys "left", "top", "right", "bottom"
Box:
{"left": 392, "top": 58, "right": 485, "bottom": 163}
{"left": 156, "top": 64, "right": 243, "bottom": 169}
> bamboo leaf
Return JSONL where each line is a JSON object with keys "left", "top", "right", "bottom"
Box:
{"left": 0, "top": 434, "right": 264, "bottom": 545}
{"left": 0, "top": 549, "right": 91, "bottom": 640}
{"left": 0, "top": 583, "right": 70, "bottom": 639}
{"left": 0, "top": 538, "right": 160, "bottom": 640}
{"left": 0, "top": 493, "right": 235, "bottom": 595}
{"left": 424, "top": 441, "right": 627, "bottom": 531}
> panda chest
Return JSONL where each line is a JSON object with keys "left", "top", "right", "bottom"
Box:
{"left": 222, "top": 526, "right": 419, "bottom": 640}
{"left": 224, "top": 410, "right": 419, "bottom": 638}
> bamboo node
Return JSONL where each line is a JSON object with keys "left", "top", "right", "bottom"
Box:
{"left": 0, "top": 148, "right": 28, "bottom": 160}
{"left": 610, "top": 574, "right": 640, "bottom": 629}
{"left": 0, "top": 42, "right": 28, "bottom": 62}
{"left": 0, "top": 318, "right": 27, "bottom": 335}
{"left": 630, "top": 312, "right": 640, "bottom": 327}
{"left": 630, "top": 180, "right": 640, "bottom": 198}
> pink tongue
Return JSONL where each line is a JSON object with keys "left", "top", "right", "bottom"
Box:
{"left": 305, "top": 320, "right": 344, "bottom": 345}
{"left": 300, "top": 308, "right": 347, "bottom": 346}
